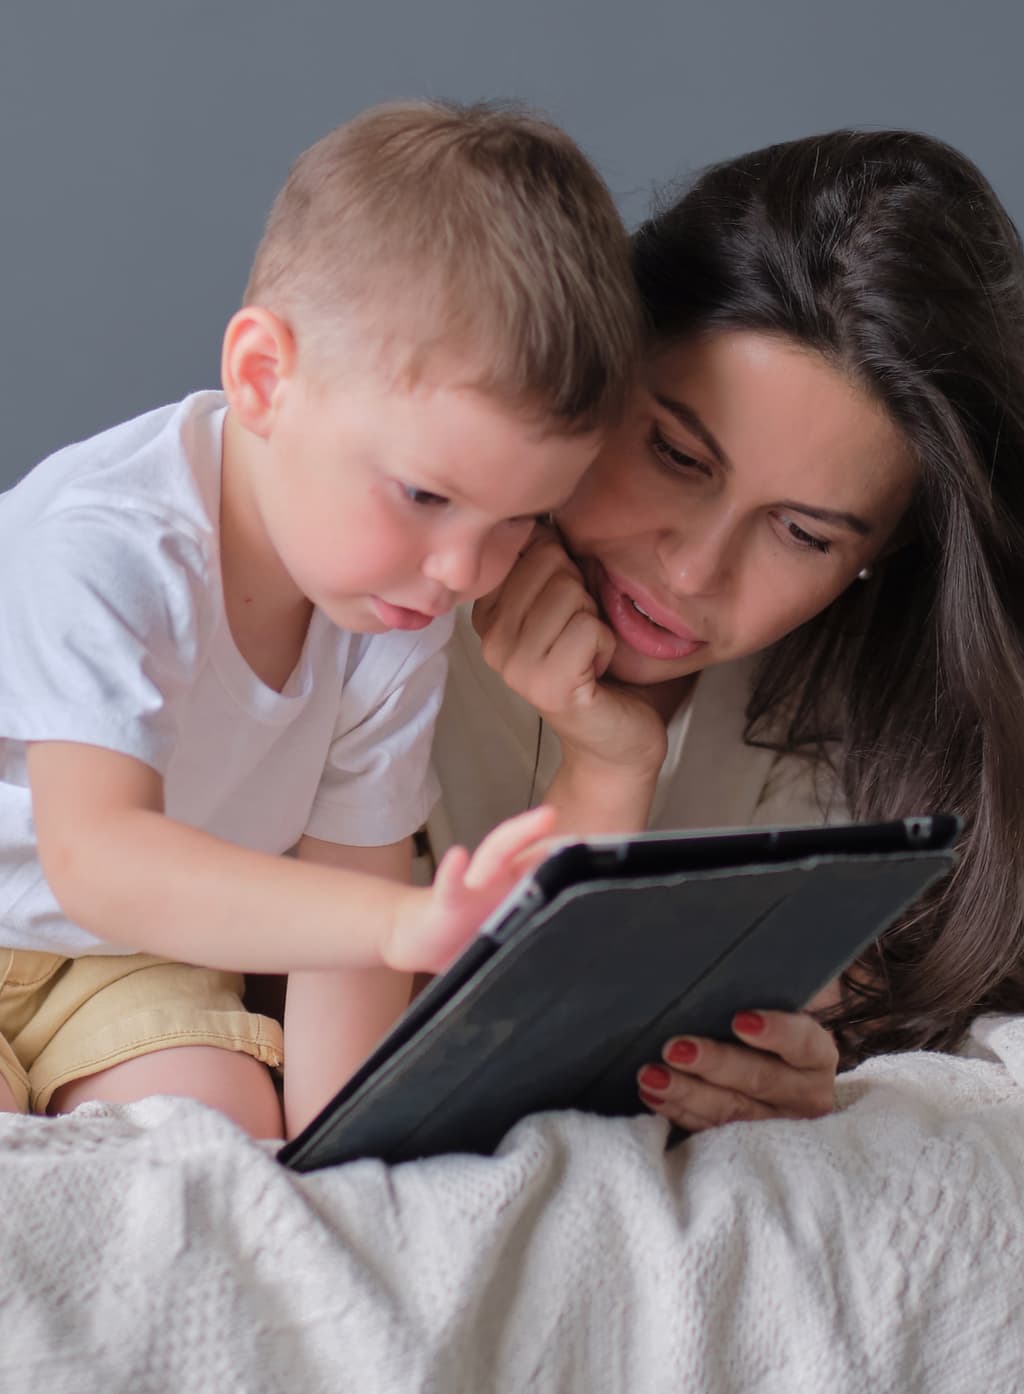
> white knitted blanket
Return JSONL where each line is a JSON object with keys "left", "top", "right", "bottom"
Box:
{"left": 2, "top": 1015, "right": 1023, "bottom": 1394}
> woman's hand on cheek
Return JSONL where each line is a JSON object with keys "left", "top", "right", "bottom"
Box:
{"left": 472, "top": 528, "right": 667, "bottom": 776}
{"left": 636, "top": 1010, "right": 839, "bottom": 1133}
{"left": 473, "top": 526, "right": 612, "bottom": 706}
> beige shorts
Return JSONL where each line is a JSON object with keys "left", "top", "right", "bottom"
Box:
{"left": 0, "top": 948, "right": 284, "bottom": 1114}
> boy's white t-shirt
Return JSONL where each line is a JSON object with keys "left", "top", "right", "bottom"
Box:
{"left": 0, "top": 391, "right": 452, "bottom": 957}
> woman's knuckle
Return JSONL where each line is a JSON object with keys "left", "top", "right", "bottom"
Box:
{"left": 716, "top": 1092, "right": 749, "bottom": 1126}
{"left": 744, "top": 1061, "right": 772, "bottom": 1098}
{"left": 546, "top": 571, "right": 580, "bottom": 606}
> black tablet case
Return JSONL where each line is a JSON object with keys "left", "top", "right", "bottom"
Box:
{"left": 280, "top": 820, "right": 957, "bottom": 1172}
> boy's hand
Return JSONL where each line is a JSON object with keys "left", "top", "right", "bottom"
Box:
{"left": 384, "top": 805, "right": 558, "bottom": 974}
{"left": 473, "top": 528, "right": 668, "bottom": 778}
{"left": 635, "top": 1010, "right": 839, "bottom": 1132}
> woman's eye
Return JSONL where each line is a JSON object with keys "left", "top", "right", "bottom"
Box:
{"left": 401, "top": 484, "right": 448, "bottom": 507}
{"left": 650, "top": 426, "right": 710, "bottom": 476}
{"left": 775, "top": 513, "right": 832, "bottom": 554}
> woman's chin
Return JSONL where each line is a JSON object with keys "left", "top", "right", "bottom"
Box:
{"left": 606, "top": 642, "right": 711, "bottom": 689}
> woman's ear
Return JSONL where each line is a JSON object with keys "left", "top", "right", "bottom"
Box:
{"left": 220, "top": 306, "right": 298, "bottom": 438}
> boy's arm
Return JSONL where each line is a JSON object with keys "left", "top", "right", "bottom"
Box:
{"left": 283, "top": 835, "right": 415, "bottom": 1137}
{"left": 28, "top": 741, "right": 551, "bottom": 975}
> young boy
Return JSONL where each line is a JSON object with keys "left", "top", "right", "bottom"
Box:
{"left": 0, "top": 102, "right": 640, "bottom": 1139}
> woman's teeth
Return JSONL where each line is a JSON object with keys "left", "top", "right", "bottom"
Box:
{"left": 629, "top": 596, "right": 662, "bottom": 626}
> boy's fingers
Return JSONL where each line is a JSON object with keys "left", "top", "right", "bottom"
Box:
{"left": 430, "top": 844, "right": 471, "bottom": 901}
{"left": 462, "top": 806, "right": 558, "bottom": 889}
{"left": 507, "top": 834, "right": 563, "bottom": 878}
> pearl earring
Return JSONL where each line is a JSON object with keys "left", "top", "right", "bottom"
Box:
{"left": 857, "top": 566, "right": 873, "bottom": 581}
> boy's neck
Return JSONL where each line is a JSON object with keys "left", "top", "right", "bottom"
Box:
{"left": 219, "top": 409, "right": 314, "bottom": 692}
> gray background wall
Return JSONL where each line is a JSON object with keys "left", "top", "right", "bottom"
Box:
{"left": 2, "top": 1, "right": 1022, "bottom": 484}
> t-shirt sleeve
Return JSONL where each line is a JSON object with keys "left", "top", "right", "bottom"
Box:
{"left": 0, "top": 502, "right": 211, "bottom": 774}
{"left": 304, "top": 616, "right": 453, "bottom": 847}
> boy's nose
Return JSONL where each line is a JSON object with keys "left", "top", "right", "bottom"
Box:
{"left": 422, "top": 542, "right": 485, "bottom": 596}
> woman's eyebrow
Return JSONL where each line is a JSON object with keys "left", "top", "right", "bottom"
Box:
{"left": 653, "top": 393, "right": 730, "bottom": 467}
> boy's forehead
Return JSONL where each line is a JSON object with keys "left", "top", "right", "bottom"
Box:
{"left": 413, "top": 396, "right": 602, "bottom": 506}
{"left": 354, "top": 377, "right": 604, "bottom": 511}
{"left": 316, "top": 357, "right": 600, "bottom": 445}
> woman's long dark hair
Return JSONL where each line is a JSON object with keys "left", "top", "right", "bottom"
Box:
{"left": 633, "top": 131, "right": 1024, "bottom": 1059}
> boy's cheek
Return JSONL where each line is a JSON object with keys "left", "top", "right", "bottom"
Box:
{"left": 478, "top": 535, "right": 531, "bottom": 597}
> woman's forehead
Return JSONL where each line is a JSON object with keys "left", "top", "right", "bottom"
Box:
{"left": 644, "top": 330, "right": 918, "bottom": 506}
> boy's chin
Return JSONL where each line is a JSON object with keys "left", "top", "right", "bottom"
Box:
{"left": 316, "top": 596, "right": 387, "bottom": 633}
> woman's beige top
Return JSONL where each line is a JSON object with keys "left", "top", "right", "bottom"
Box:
{"left": 421, "top": 609, "right": 840, "bottom": 872}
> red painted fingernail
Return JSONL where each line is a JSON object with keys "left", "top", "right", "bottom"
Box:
{"left": 733, "top": 1011, "right": 765, "bottom": 1035}
{"left": 638, "top": 1064, "right": 671, "bottom": 1091}
{"left": 638, "top": 1091, "right": 662, "bottom": 1110}
{"left": 666, "top": 1039, "right": 698, "bottom": 1066}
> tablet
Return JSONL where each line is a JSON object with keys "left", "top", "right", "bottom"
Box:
{"left": 279, "top": 815, "right": 959, "bottom": 1172}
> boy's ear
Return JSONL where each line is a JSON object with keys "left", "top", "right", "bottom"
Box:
{"left": 220, "top": 306, "right": 298, "bottom": 438}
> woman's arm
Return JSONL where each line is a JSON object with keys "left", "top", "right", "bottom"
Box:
{"left": 471, "top": 534, "right": 841, "bottom": 1129}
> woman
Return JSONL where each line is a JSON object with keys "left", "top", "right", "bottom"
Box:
{"left": 425, "top": 128, "right": 1024, "bottom": 1133}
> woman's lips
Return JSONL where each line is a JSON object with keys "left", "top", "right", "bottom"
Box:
{"left": 595, "top": 566, "right": 706, "bottom": 661}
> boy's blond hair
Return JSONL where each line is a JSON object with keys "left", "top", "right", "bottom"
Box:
{"left": 244, "top": 101, "right": 640, "bottom": 429}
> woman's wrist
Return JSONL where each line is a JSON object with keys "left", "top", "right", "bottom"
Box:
{"left": 545, "top": 751, "right": 661, "bottom": 836}
{"left": 559, "top": 724, "right": 666, "bottom": 785}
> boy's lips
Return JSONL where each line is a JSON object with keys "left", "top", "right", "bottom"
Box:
{"left": 371, "top": 597, "right": 440, "bottom": 631}
{"left": 595, "top": 566, "right": 706, "bottom": 661}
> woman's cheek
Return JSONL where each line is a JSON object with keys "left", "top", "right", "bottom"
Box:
{"left": 559, "top": 470, "right": 633, "bottom": 543}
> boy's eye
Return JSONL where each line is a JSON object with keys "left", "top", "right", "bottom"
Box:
{"left": 650, "top": 426, "right": 711, "bottom": 477}
{"left": 401, "top": 484, "right": 448, "bottom": 507}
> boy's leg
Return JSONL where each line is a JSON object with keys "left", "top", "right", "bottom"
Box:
{"left": 283, "top": 967, "right": 413, "bottom": 1138}
{"left": 20, "top": 954, "right": 284, "bottom": 1134}
{"left": 48, "top": 1046, "right": 282, "bottom": 1138}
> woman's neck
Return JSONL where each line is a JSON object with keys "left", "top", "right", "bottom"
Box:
{"left": 640, "top": 673, "right": 699, "bottom": 725}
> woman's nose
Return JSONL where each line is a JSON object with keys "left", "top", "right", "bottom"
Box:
{"left": 656, "top": 523, "right": 733, "bottom": 596}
